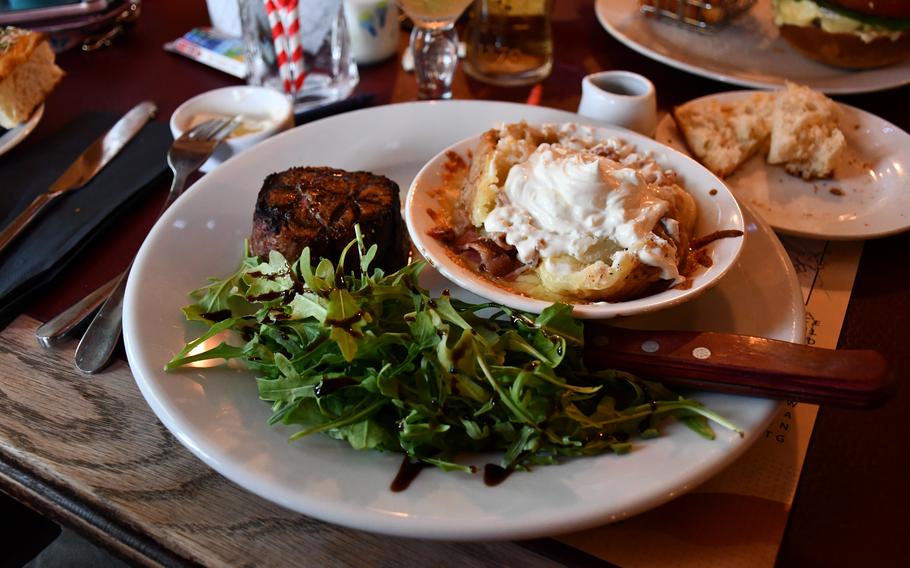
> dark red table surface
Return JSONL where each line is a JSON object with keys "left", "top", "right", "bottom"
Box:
{"left": 11, "top": 1, "right": 910, "bottom": 565}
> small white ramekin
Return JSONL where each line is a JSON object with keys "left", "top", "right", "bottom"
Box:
{"left": 170, "top": 86, "right": 294, "bottom": 172}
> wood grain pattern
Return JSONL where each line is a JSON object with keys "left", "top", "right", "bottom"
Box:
{"left": 0, "top": 316, "right": 573, "bottom": 567}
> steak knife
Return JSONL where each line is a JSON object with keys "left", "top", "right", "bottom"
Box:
{"left": 583, "top": 324, "right": 892, "bottom": 408}
{"left": 0, "top": 101, "right": 157, "bottom": 256}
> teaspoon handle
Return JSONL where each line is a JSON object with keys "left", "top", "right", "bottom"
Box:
{"left": 74, "top": 267, "right": 131, "bottom": 374}
{"left": 36, "top": 276, "right": 121, "bottom": 347}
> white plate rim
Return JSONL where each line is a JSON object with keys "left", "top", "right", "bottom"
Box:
{"left": 405, "top": 125, "right": 745, "bottom": 319}
{"left": 0, "top": 103, "right": 44, "bottom": 159}
{"left": 656, "top": 90, "right": 910, "bottom": 240}
{"left": 594, "top": 0, "right": 910, "bottom": 95}
{"left": 123, "top": 100, "right": 805, "bottom": 540}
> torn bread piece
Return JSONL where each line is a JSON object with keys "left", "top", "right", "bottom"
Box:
{"left": 767, "top": 82, "right": 845, "bottom": 180}
{"left": 0, "top": 27, "right": 64, "bottom": 129}
{"left": 672, "top": 92, "right": 775, "bottom": 178}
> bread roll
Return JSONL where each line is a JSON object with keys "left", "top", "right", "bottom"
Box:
{"left": 773, "top": 0, "right": 910, "bottom": 69}
{"left": 672, "top": 93, "right": 775, "bottom": 178}
{"left": 779, "top": 23, "right": 910, "bottom": 69}
{"left": 767, "top": 83, "right": 845, "bottom": 180}
{"left": 0, "top": 27, "right": 64, "bottom": 129}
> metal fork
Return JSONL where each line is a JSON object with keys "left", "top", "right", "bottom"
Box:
{"left": 64, "top": 117, "right": 239, "bottom": 373}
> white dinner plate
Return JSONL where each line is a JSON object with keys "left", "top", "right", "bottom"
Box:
{"left": 0, "top": 104, "right": 43, "bottom": 159}
{"left": 123, "top": 100, "right": 803, "bottom": 540}
{"left": 595, "top": 0, "right": 910, "bottom": 95}
{"left": 656, "top": 91, "right": 910, "bottom": 240}
{"left": 406, "top": 125, "right": 745, "bottom": 319}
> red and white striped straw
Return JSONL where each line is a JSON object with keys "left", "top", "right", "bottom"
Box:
{"left": 263, "top": 0, "right": 292, "bottom": 93}
{"left": 277, "top": 0, "right": 306, "bottom": 93}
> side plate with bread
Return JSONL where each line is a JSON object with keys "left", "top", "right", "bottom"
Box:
{"left": 657, "top": 89, "right": 910, "bottom": 240}
{"left": 0, "top": 101, "right": 41, "bottom": 158}
{"left": 0, "top": 25, "right": 64, "bottom": 157}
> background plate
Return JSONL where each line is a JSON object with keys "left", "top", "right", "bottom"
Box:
{"left": 123, "top": 101, "right": 803, "bottom": 540}
{"left": 595, "top": 0, "right": 910, "bottom": 95}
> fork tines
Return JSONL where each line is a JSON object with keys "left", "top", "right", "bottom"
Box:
{"left": 184, "top": 116, "right": 241, "bottom": 141}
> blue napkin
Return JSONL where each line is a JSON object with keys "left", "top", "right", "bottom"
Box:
{"left": 0, "top": 112, "right": 172, "bottom": 329}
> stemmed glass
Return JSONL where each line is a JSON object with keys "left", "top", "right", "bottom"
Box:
{"left": 398, "top": 0, "right": 473, "bottom": 100}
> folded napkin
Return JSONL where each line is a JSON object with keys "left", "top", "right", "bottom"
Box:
{"left": 0, "top": 112, "right": 172, "bottom": 329}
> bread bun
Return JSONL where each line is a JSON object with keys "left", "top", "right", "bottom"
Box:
{"left": 671, "top": 92, "right": 775, "bottom": 178}
{"left": 825, "top": 0, "right": 910, "bottom": 19}
{"left": 767, "top": 82, "right": 845, "bottom": 180}
{"left": 778, "top": 23, "right": 910, "bottom": 69}
{"left": 0, "top": 28, "right": 64, "bottom": 129}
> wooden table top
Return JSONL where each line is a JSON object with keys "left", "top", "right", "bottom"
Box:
{"left": 2, "top": 1, "right": 908, "bottom": 566}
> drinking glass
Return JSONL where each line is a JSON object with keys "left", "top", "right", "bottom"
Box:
{"left": 397, "top": 0, "right": 473, "bottom": 99}
{"left": 240, "top": 0, "right": 359, "bottom": 111}
{"left": 464, "top": 0, "right": 552, "bottom": 86}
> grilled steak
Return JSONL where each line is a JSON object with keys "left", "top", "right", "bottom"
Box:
{"left": 250, "top": 167, "right": 409, "bottom": 271}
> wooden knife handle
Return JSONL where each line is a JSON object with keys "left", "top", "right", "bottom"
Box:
{"left": 583, "top": 325, "right": 893, "bottom": 408}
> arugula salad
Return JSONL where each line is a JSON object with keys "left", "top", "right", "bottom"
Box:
{"left": 166, "top": 228, "right": 740, "bottom": 480}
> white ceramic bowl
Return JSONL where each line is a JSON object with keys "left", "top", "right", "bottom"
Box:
{"left": 170, "top": 86, "right": 294, "bottom": 172}
{"left": 405, "top": 123, "right": 745, "bottom": 319}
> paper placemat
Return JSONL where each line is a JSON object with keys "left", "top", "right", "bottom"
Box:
{"left": 559, "top": 238, "right": 863, "bottom": 567}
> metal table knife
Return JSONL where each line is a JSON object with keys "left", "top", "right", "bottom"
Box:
{"left": 0, "top": 101, "right": 157, "bottom": 256}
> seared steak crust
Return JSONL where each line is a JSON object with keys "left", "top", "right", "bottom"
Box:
{"left": 250, "top": 167, "right": 408, "bottom": 271}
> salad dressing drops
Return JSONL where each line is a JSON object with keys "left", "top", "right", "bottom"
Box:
{"left": 390, "top": 456, "right": 515, "bottom": 491}
{"left": 482, "top": 464, "right": 513, "bottom": 487}
{"left": 391, "top": 458, "right": 431, "bottom": 492}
